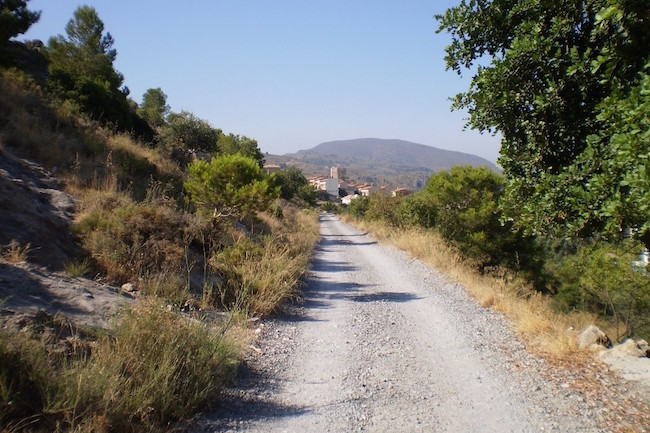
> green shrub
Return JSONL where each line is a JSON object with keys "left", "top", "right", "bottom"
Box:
{"left": 185, "top": 154, "right": 278, "bottom": 221}
{"left": 394, "top": 166, "right": 539, "bottom": 271}
{"left": 548, "top": 240, "right": 650, "bottom": 341}
{"left": 346, "top": 196, "right": 370, "bottom": 218}
{"left": 364, "top": 194, "right": 403, "bottom": 226}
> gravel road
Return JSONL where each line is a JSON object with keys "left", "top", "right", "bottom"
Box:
{"left": 197, "top": 213, "right": 605, "bottom": 432}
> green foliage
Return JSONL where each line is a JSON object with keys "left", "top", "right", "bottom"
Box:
{"left": 46, "top": 6, "right": 153, "bottom": 139}
{"left": 137, "top": 87, "right": 169, "bottom": 129}
{"left": 346, "top": 195, "right": 370, "bottom": 219}
{"left": 395, "top": 193, "right": 437, "bottom": 228}
{"left": 548, "top": 240, "right": 650, "bottom": 341}
{"left": 0, "top": 0, "right": 40, "bottom": 44}
{"left": 437, "top": 0, "right": 650, "bottom": 245}
{"left": 297, "top": 183, "right": 318, "bottom": 206}
{"left": 157, "top": 110, "right": 221, "bottom": 166}
{"left": 413, "top": 166, "right": 536, "bottom": 268}
{"left": 364, "top": 194, "right": 403, "bottom": 227}
{"left": 217, "top": 133, "right": 265, "bottom": 167}
{"left": 184, "top": 154, "right": 278, "bottom": 220}
{"left": 270, "top": 166, "right": 316, "bottom": 205}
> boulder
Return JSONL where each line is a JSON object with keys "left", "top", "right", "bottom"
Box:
{"left": 578, "top": 325, "right": 612, "bottom": 349}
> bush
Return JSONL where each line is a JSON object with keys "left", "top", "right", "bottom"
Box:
{"left": 346, "top": 196, "right": 370, "bottom": 219}
{"left": 364, "top": 194, "right": 403, "bottom": 227}
{"left": 394, "top": 166, "right": 539, "bottom": 271}
{"left": 0, "top": 303, "right": 240, "bottom": 432}
{"left": 209, "top": 207, "right": 319, "bottom": 315}
{"left": 59, "top": 302, "right": 239, "bottom": 430}
{"left": 548, "top": 240, "right": 650, "bottom": 341}
{"left": 185, "top": 153, "right": 278, "bottom": 221}
{"left": 75, "top": 190, "right": 191, "bottom": 287}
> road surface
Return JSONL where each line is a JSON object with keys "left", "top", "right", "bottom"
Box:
{"left": 198, "top": 213, "right": 601, "bottom": 432}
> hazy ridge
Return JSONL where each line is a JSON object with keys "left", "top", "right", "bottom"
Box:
{"left": 267, "top": 138, "right": 498, "bottom": 189}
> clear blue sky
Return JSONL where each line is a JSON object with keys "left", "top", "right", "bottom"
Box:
{"left": 22, "top": 0, "right": 501, "bottom": 163}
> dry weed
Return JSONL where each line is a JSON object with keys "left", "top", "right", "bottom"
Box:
{"left": 2, "top": 240, "right": 31, "bottom": 263}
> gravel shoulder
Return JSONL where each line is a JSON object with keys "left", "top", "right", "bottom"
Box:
{"left": 196, "top": 214, "right": 647, "bottom": 433}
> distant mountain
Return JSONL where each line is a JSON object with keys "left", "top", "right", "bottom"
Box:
{"left": 266, "top": 138, "right": 498, "bottom": 190}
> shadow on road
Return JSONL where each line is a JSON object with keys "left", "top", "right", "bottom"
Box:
{"left": 337, "top": 291, "right": 422, "bottom": 303}
{"left": 200, "top": 362, "right": 310, "bottom": 429}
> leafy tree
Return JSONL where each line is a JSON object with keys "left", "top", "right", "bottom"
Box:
{"left": 364, "top": 194, "right": 403, "bottom": 227}
{"left": 184, "top": 154, "right": 278, "bottom": 220}
{"left": 216, "top": 133, "right": 265, "bottom": 167}
{"left": 0, "top": 0, "right": 40, "bottom": 43}
{"left": 437, "top": 0, "right": 650, "bottom": 246}
{"left": 46, "top": 6, "right": 152, "bottom": 139}
{"left": 347, "top": 196, "right": 370, "bottom": 219}
{"left": 404, "top": 166, "right": 539, "bottom": 270}
{"left": 157, "top": 111, "right": 221, "bottom": 166}
{"left": 271, "top": 166, "right": 309, "bottom": 200}
{"left": 138, "top": 87, "right": 169, "bottom": 129}
{"left": 48, "top": 6, "right": 123, "bottom": 92}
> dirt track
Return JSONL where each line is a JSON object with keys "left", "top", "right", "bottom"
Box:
{"left": 198, "top": 213, "right": 605, "bottom": 432}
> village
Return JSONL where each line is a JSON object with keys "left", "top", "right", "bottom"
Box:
{"left": 306, "top": 167, "right": 412, "bottom": 204}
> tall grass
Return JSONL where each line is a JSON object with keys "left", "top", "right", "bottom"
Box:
{"left": 349, "top": 218, "right": 593, "bottom": 358}
{"left": 211, "top": 207, "right": 320, "bottom": 316}
{"left": 0, "top": 301, "right": 240, "bottom": 432}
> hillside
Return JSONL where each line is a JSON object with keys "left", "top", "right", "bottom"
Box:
{"left": 267, "top": 138, "right": 498, "bottom": 189}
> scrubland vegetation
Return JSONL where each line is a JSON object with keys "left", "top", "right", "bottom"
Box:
{"left": 0, "top": 3, "right": 319, "bottom": 431}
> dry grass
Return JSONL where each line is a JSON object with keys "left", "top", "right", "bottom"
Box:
{"left": 106, "top": 133, "right": 182, "bottom": 180}
{"left": 348, "top": 217, "right": 594, "bottom": 359}
{"left": 1, "top": 240, "right": 31, "bottom": 263}
{"left": 0, "top": 301, "right": 241, "bottom": 432}
{"left": 211, "top": 207, "right": 320, "bottom": 316}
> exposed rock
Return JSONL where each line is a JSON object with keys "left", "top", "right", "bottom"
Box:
{"left": 121, "top": 282, "right": 136, "bottom": 293}
{"left": 608, "top": 339, "right": 650, "bottom": 359}
{"left": 0, "top": 261, "right": 132, "bottom": 329}
{"left": 578, "top": 325, "right": 612, "bottom": 349}
{"left": 0, "top": 150, "right": 82, "bottom": 270}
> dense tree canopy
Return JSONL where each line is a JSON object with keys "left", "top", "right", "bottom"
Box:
{"left": 0, "top": 0, "right": 40, "bottom": 43}
{"left": 437, "top": 0, "right": 650, "bottom": 245}
{"left": 270, "top": 166, "right": 317, "bottom": 205}
{"left": 157, "top": 111, "right": 221, "bottom": 166}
